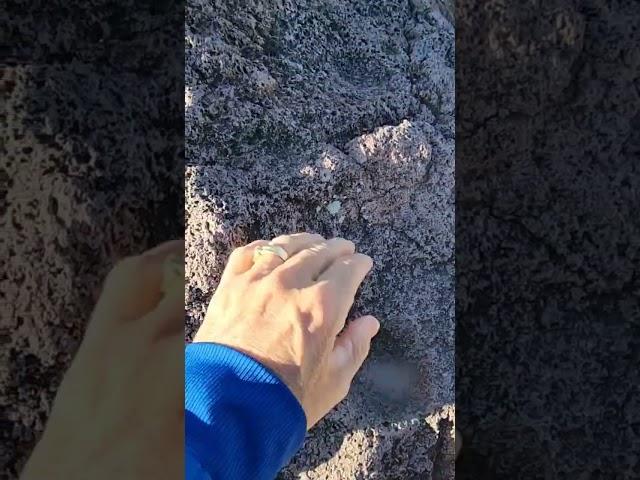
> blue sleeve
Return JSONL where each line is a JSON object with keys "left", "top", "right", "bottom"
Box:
{"left": 185, "top": 342, "right": 307, "bottom": 480}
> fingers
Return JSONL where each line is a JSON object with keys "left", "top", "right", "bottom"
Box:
{"left": 140, "top": 273, "right": 184, "bottom": 338}
{"left": 312, "top": 253, "right": 373, "bottom": 335}
{"left": 225, "top": 234, "right": 324, "bottom": 278}
{"left": 279, "top": 238, "right": 355, "bottom": 282}
{"left": 142, "top": 239, "right": 185, "bottom": 258}
{"left": 222, "top": 240, "right": 270, "bottom": 276}
{"left": 329, "top": 315, "right": 380, "bottom": 386}
{"left": 250, "top": 232, "right": 324, "bottom": 276}
{"left": 93, "top": 240, "right": 184, "bottom": 324}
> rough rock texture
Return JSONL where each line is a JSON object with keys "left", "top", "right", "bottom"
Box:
{"left": 2, "top": 3, "right": 182, "bottom": 477}
{"left": 185, "top": 0, "right": 455, "bottom": 478}
{"left": 456, "top": 0, "right": 640, "bottom": 477}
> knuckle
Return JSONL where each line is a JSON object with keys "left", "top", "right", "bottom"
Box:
{"left": 318, "top": 283, "right": 335, "bottom": 303}
{"left": 309, "top": 302, "right": 329, "bottom": 327}
{"left": 229, "top": 245, "right": 248, "bottom": 260}
{"left": 300, "top": 243, "right": 325, "bottom": 258}
{"left": 309, "top": 283, "right": 334, "bottom": 310}
{"left": 272, "top": 234, "right": 289, "bottom": 244}
{"left": 302, "top": 292, "right": 332, "bottom": 328}
{"left": 270, "top": 265, "right": 288, "bottom": 280}
{"left": 332, "top": 237, "right": 355, "bottom": 251}
{"left": 268, "top": 268, "right": 291, "bottom": 288}
{"left": 107, "top": 255, "right": 146, "bottom": 283}
{"left": 310, "top": 239, "right": 328, "bottom": 251}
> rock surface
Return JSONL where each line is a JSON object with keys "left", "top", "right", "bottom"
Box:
{"left": 185, "top": 0, "right": 455, "bottom": 478}
{"left": 455, "top": 0, "right": 640, "bottom": 477}
{"left": 2, "top": 3, "right": 182, "bottom": 476}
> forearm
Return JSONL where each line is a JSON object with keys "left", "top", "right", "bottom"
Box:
{"left": 185, "top": 342, "right": 306, "bottom": 480}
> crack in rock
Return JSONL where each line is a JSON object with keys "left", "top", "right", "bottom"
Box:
{"left": 186, "top": 0, "right": 454, "bottom": 477}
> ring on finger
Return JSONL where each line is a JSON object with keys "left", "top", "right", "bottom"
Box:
{"left": 254, "top": 244, "right": 289, "bottom": 263}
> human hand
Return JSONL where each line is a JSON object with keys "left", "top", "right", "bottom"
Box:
{"left": 21, "top": 241, "right": 185, "bottom": 480}
{"left": 193, "top": 233, "right": 380, "bottom": 428}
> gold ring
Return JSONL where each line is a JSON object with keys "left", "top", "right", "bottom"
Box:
{"left": 254, "top": 244, "right": 289, "bottom": 263}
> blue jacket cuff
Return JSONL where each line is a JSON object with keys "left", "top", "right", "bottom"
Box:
{"left": 185, "top": 342, "right": 306, "bottom": 480}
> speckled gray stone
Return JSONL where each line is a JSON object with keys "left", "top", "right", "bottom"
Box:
{"left": 2, "top": 3, "right": 183, "bottom": 477}
{"left": 455, "top": 0, "right": 640, "bottom": 478}
{"left": 185, "top": 0, "right": 455, "bottom": 478}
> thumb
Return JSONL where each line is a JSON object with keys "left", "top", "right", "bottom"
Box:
{"left": 330, "top": 315, "right": 380, "bottom": 381}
